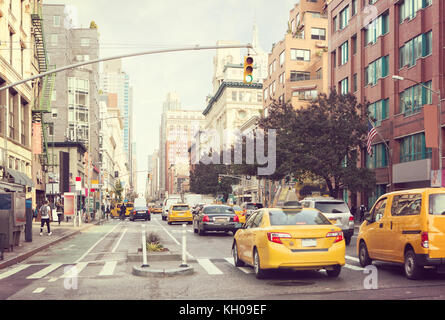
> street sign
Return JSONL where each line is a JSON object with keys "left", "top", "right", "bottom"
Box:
{"left": 92, "top": 179, "right": 99, "bottom": 188}
{"left": 75, "top": 177, "right": 81, "bottom": 191}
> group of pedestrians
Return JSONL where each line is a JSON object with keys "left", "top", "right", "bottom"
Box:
{"left": 350, "top": 204, "right": 367, "bottom": 223}
{"left": 32, "top": 200, "right": 65, "bottom": 236}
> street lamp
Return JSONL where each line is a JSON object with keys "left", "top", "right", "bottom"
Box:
{"left": 392, "top": 75, "right": 443, "bottom": 186}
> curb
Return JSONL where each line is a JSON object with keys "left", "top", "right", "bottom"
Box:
{"left": 0, "top": 221, "right": 99, "bottom": 270}
{"left": 132, "top": 264, "right": 194, "bottom": 277}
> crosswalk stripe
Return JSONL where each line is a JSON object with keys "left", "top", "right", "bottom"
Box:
{"left": 32, "top": 287, "right": 46, "bottom": 294}
{"left": 27, "top": 263, "right": 63, "bottom": 280}
{"left": 99, "top": 261, "right": 117, "bottom": 276}
{"left": 197, "top": 258, "right": 223, "bottom": 275}
{"left": 224, "top": 257, "right": 253, "bottom": 274}
{"left": 60, "top": 262, "right": 88, "bottom": 278}
{"left": 0, "top": 264, "right": 30, "bottom": 280}
{"left": 344, "top": 263, "right": 364, "bottom": 271}
{"left": 346, "top": 255, "right": 360, "bottom": 262}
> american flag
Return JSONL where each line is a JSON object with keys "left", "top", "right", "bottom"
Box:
{"left": 367, "top": 120, "right": 378, "bottom": 156}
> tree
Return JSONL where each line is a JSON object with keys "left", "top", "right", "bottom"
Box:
{"left": 90, "top": 21, "right": 98, "bottom": 29}
{"left": 113, "top": 180, "right": 123, "bottom": 202}
{"left": 292, "top": 89, "right": 376, "bottom": 198}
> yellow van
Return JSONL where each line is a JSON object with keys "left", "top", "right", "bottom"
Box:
{"left": 357, "top": 188, "right": 445, "bottom": 279}
{"left": 168, "top": 204, "right": 193, "bottom": 225}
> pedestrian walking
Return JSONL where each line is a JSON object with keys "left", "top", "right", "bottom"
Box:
{"left": 56, "top": 201, "right": 64, "bottom": 226}
{"left": 40, "top": 201, "right": 52, "bottom": 236}
{"left": 120, "top": 203, "right": 126, "bottom": 221}
{"left": 350, "top": 205, "right": 357, "bottom": 222}
{"left": 33, "top": 205, "right": 38, "bottom": 222}
{"left": 105, "top": 204, "right": 110, "bottom": 220}
{"left": 359, "top": 204, "right": 367, "bottom": 223}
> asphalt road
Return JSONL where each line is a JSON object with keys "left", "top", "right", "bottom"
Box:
{"left": 1, "top": 214, "right": 445, "bottom": 300}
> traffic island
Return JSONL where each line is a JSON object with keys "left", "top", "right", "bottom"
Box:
{"left": 132, "top": 262, "right": 194, "bottom": 277}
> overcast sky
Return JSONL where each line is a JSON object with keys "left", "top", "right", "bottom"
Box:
{"left": 45, "top": 0, "right": 296, "bottom": 194}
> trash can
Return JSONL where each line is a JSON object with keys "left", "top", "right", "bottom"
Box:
{"left": 0, "top": 192, "right": 26, "bottom": 251}
{"left": 25, "top": 199, "right": 33, "bottom": 242}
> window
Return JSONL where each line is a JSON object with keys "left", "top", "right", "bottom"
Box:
{"left": 340, "top": 77, "right": 348, "bottom": 95}
{"left": 316, "top": 68, "right": 322, "bottom": 80}
{"left": 311, "top": 28, "right": 326, "bottom": 40}
{"left": 332, "top": 50, "right": 336, "bottom": 68}
{"left": 365, "top": 12, "right": 388, "bottom": 46}
{"left": 339, "top": 6, "right": 349, "bottom": 30}
{"left": 290, "top": 71, "right": 310, "bottom": 82}
{"left": 364, "top": 56, "right": 388, "bottom": 86}
{"left": 352, "top": 73, "right": 358, "bottom": 92}
{"left": 263, "top": 88, "right": 268, "bottom": 101}
{"left": 340, "top": 41, "right": 348, "bottom": 65}
{"left": 369, "top": 99, "right": 389, "bottom": 124}
{"left": 294, "top": 90, "right": 318, "bottom": 100}
{"left": 399, "top": 81, "right": 432, "bottom": 115}
{"left": 50, "top": 34, "right": 58, "bottom": 46}
{"left": 351, "top": 0, "right": 357, "bottom": 16}
{"left": 290, "top": 49, "right": 310, "bottom": 61}
{"left": 399, "top": 0, "right": 432, "bottom": 23}
{"left": 279, "top": 51, "right": 285, "bottom": 66}
{"left": 399, "top": 132, "right": 432, "bottom": 163}
{"left": 367, "top": 143, "right": 388, "bottom": 169}
{"left": 399, "top": 31, "right": 432, "bottom": 69}
{"left": 352, "top": 35, "right": 357, "bottom": 54}
{"left": 53, "top": 15, "right": 61, "bottom": 27}
{"left": 333, "top": 16, "right": 337, "bottom": 32}
{"left": 391, "top": 194, "right": 422, "bottom": 216}
{"left": 269, "top": 208, "right": 331, "bottom": 226}
{"left": 370, "top": 198, "right": 387, "bottom": 223}
{"left": 81, "top": 38, "right": 90, "bottom": 47}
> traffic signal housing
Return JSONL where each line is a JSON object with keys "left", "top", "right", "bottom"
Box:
{"left": 218, "top": 176, "right": 222, "bottom": 184}
{"left": 243, "top": 56, "right": 254, "bottom": 84}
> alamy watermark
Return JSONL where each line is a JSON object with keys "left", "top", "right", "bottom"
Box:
{"left": 363, "top": 265, "right": 378, "bottom": 290}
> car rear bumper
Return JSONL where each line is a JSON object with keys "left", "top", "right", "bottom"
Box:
{"left": 415, "top": 254, "right": 445, "bottom": 266}
{"left": 132, "top": 213, "right": 150, "bottom": 220}
{"left": 260, "top": 242, "right": 345, "bottom": 270}
{"left": 169, "top": 216, "right": 193, "bottom": 222}
{"left": 202, "top": 222, "right": 242, "bottom": 232}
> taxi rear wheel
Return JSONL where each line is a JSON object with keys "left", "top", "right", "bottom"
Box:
{"left": 232, "top": 242, "right": 245, "bottom": 267}
{"left": 359, "top": 241, "right": 372, "bottom": 267}
{"left": 253, "top": 248, "right": 267, "bottom": 279}
{"left": 404, "top": 249, "right": 423, "bottom": 280}
{"left": 326, "top": 265, "right": 341, "bottom": 278}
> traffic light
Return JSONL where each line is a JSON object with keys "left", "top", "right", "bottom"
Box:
{"left": 218, "top": 176, "right": 222, "bottom": 184}
{"left": 147, "top": 174, "right": 151, "bottom": 180}
{"left": 243, "top": 56, "right": 254, "bottom": 84}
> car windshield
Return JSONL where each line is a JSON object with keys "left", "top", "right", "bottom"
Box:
{"left": 134, "top": 207, "right": 147, "bottom": 211}
{"left": 429, "top": 194, "right": 445, "bottom": 215}
{"left": 172, "top": 205, "right": 189, "bottom": 211}
{"left": 314, "top": 202, "right": 349, "bottom": 213}
{"left": 204, "top": 206, "right": 234, "bottom": 214}
{"left": 269, "top": 209, "right": 331, "bottom": 225}
{"left": 246, "top": 203, "right": 263, "bottom": 209}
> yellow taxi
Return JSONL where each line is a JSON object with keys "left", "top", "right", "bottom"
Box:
{"left": 110, "top": 202, "right": 134, "bottom": 218}
{"left": 357, "top": 188, "right": 445, "bottom": 279}
{"left": 232, "top": 205, "right": 246, "bottom": 224}
{"left": 150, "top": 206, "right": 163, "bottom": 214}
{"left": 168, "top": 204, "right": 193, "bottom": 225}
{"left": 233, "top": 207, "right": 345, "bottom": 279}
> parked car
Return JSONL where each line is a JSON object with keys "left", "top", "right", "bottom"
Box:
{"left": 240, "top": 202, "right": 264, "bottom": 219}
{"left": 357, "top": 188, "right": 445, "bottom": 280}
{"left": 193, "top": 205, "right": 242, "bottom": 236}
{"left": 300, "top": 197, "right": 354, "bottom": 245}
{"left": 130, "top": 206, "right": 151, "bottom": 221}
{"left": 233, "top": 207, "right": 345, "bottom": 279}
{"left": 168, "top": 204, "right": 193, "bottom": 225}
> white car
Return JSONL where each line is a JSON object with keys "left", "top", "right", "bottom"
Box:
{"left": 299, "top": 197, "right": 354, "bottom": 245}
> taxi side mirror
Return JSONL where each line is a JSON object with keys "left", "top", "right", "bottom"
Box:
{"left": 364, "top": 212, "right": 372, "bottom": 223}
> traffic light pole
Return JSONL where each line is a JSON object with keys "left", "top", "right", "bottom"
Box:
{"left": 0, "top": 44, "right": 253, "bottom": 92}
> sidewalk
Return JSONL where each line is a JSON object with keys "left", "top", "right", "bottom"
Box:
{"left": 0, "top": 218, "right": 99, "bottom": 269}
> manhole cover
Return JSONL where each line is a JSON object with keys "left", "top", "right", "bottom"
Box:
{"left": 268, "top": 280, "right": 315, "bottom": 287}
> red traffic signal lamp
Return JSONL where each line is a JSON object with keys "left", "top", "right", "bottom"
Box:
{"left": 243, "top": 56, "right": 254, "bottom": 84}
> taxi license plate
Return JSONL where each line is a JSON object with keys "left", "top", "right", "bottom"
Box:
{"left": 302, "top": 239, "right": 317, "bottom": 247}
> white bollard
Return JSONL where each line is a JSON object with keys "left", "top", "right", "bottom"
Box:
{"left": 180, "top": 223, "right": 188, "bottom": 267}
{"left": 141, "top": 224, "right": 149, "bottom": 267}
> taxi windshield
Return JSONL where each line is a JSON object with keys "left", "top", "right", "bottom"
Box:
{"left": 172, "top": 205, "right": 189, "bottom": 211}
{"left": 429, "top": 194, "right": 445, "bottom": 215}
{"left": 269, "top": 209, "right": 331, "bottom": 226}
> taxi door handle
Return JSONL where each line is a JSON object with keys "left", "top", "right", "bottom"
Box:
{"left": 379, "top": 223, "right": 383, "bottom": 228}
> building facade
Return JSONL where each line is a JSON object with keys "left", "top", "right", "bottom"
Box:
{"left": 263, "top": 0, "right": 329, "bottom": 113}
{"left": 327, "top": 0, "right": 444, "bottom": 206}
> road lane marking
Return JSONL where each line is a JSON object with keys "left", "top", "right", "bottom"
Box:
{"left": 99, "top": 261, "right": 117, "bottom": 276}
{"left": 61, "top": 262, "right": 88, "bottom": 278}
{"left": 112, "top": 227, "right": 127, "bottom": 253}
{"left": 27, "top": 263, "right": 63, "bottom": 279}
{"left": 153, "top": 217, "right": 194, "bottom": 260}
{"left": 224, "top": 257, "right": 253, "bottom": 274}
{"left": 197, "top": 258, "right": 223, "bottom": 275}
{"left": 0, "top": 264, "right": 30, "bottom": 280}
{"left": 75, "top": 222, "right": 122, "bottom": 263}
{"left": 32, "top": 287, "right": 46, "bottom": 294}
{"left": 346, "top": 255, "right": 360, "bottom": 262}
{"left": 344, "top": 263, "right": 364, "bottom": 271}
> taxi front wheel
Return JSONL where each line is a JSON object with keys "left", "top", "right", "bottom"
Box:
{"left": 359, "top": 242, "right": 372, "bottom": 267}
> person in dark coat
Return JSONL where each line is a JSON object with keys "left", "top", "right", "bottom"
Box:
{"left": 120, "top": 203, "right": 127, "bottom": 220}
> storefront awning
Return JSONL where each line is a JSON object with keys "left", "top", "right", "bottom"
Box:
{"left": 7, "top": 169, "right": 35, "bottom": 188}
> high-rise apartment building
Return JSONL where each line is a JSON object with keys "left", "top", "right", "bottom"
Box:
{"left": 263, "top": 0, "right": 329, "bottom": 113}
{"left": 327, "top": 0, "right": 444, "bottom": 206}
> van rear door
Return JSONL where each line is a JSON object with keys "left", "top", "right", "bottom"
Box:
{"left": 428, "top": 193, "right": 445, "bottom": 259}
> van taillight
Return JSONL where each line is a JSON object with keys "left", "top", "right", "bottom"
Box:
{"left": 267, "top": 232, "right": 291, "bottom": 244}
{"left": 202, "top": 215, "right": 210, "bottom": 222}
{"left": 421, "top": 232, "right": 429, "bottom": 249}
{"left": 326, "top": 231, "right": 344, "bottom": 243}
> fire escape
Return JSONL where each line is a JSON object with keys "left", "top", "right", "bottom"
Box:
{"left": 31, "top": 5, "right": 55, "bottom": 170}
